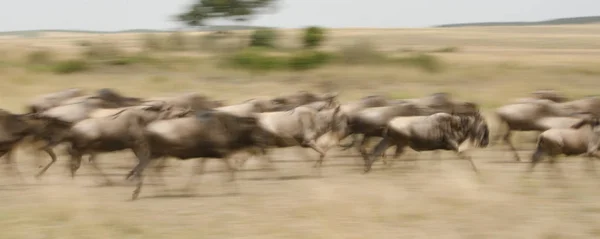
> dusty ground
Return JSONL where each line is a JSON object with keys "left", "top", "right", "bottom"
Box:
{"left": 1, "top": 25, "right": 600, "bottom": 238}
{"left": 1, "top": 145, "right": 600, "bottom": 239}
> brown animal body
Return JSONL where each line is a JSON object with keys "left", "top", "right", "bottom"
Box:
{"left": 95, "top": 88, "right": 143, "bottom": 107}
{"left": 513, "top": 90, "right": 569, "bottom": 104}
{"left": 125, "top": 110, "right": 272, "bottom": 200}
{"left": 530, "top": 114, "right": 600, "bottom": 171}
{"left": 27, "top": 88, "right": 84, "bottom": 113}
{"left": 215, "top": 98, "right": 284, "bottom": 117}
{"left": 0, "top": 109, "right": 73, "bottom": 178}
{"left": 145, "top": 92, "right": 224, "bottom": 111}
{"left": 343, "top": 103, "right": 440, "bottom": 159}
{"left": 238, "top": 105, "right": 349, "bottom": 169}
{"left": 494, "top": 100, "right": 588, "bottom": 161}
{"left": 62, "top": 104, "right": 192, "bottom": 182}
{"left": 342, "top": 93, "right": 478, "bottom": 152}
{"left": 271, "top": 91, "right": 339, "bottom": 109}
{"left": 364, "top": 112, "right": 490, "bottom": 173}
{"left": 39, "top": 95, "right": 140, "bottom": 123}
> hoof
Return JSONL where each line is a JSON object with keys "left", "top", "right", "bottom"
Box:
{"left": 131, "top": 191, "right": 140, "bottom": 201}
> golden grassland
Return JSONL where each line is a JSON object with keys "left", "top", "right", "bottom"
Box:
{"left": 1, "top": 25, "right": 600, "bottom": 238}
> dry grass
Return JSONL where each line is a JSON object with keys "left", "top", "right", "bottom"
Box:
{"left": 1, "top": 24, "right": 600, "bottom": 238}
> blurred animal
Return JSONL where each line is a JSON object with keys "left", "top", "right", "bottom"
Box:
{"left": 144, "top": 92, "right": 224, "bottom": 111}
{"left": 27, "top": 88, "right": 84, "bottom": 113}
{"left": 238, "top": 104, "right": 349, "bottom": 169}
{"left": 271, "top": 91, "right": 339, "bottom": 109}
{"left": 125, "top": 110, "right": 272, "bottom": 200}
{"left": 60, "top": 104, "right": 192, "bottom": 183}
{"left": 342, "top": 102, "right": 439, "bottom": 161}
{"left": 364, "top": 111, "right": 490, "bottom": 173}
{"left": 0, "top": 109, "right": 73, "bottom": 178}
{"left": 493, "top": 100, "right": 587, "bottom": 161}
{"left": 530, "top": 113, "right": 600, "bottom": 171}
{"left": 216, "top": 98, "right": 285, "bottom": 117}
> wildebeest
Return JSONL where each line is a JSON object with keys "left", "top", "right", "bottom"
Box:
{"left": 342, "top": 102, "right": 439, "bottom": 160}
{"left": 94, "top": 88, "right": 143, "bottom": 107}
{"left": 125, "top": 110, "right": 273, "bottom": 200}
{"left": 38, "top": 95, "right": 140, "bottom": 123}
{"left": 215, "top": 98, "right": 285, "bottom": 117}
{"left": 27, "top": 88, "right": 84, "bottom": 113}
{"left": 493, "top": 100, "right": 587, "bottom": 161}
{"left": 339, "top": 95, "right": 390, "bottom": 115}
{"left": 341, "top": 93, "right": 478, "bottom": 153}
{"left": 364, "top": 111, "right": 490, "bottom": 173}
{"left": 60, "top": 104, "right": 193, "bottom": 183}
{"left": 530, "top": 113, "right": 600, "bottom": 171}
{"left": 0, "top": 109, "right": 73, "bottom": 178}
{"left": 271, "top": 91, "right": 339, "bottom": 109}
{"left": 237, "top": 104, "right": 349, "bottom": 169}
{"left": 514, "top": 90, "right": 569, "bottom": 104}
{"left": 144, "top": 92, "right": 224, "bottom": 111}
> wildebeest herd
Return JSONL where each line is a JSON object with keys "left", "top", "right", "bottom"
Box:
{"left": 1, "top": 88, "right": 599, "bottom": 200}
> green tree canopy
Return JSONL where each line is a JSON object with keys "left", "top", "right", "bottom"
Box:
{"left": 177, "top": 0, "right": 278, "bottom": 27}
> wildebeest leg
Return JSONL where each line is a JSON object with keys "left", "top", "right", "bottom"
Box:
{"left": 448, "top": 139, "right": 478, "bottom": 172}
{"left": 184, "top": 158, "right": 208, "bottom": 191}
{"left": 357, "top": 136, "right": 372, "bottom": 163}
{"left": 364, "top": 137, "right": 395, "bottom": 173}
{"left": 301, "top": 139, "right": 326, "bottom": 176}
{"left": 339, "top": 134, "right": 359, "bottom": 150}
{"left": 502, "top": 131, "right": 521, "bottom": 162}
{"left": 128, "top": 157, "right": 153, "bottom": 200}
{"left": 303, "top": 140, "right": 326, "bottom": 168}
{"left": 151, "top": 157, "right": 168, "bottom": 186}
{"left": 88, "top": 153, "right": 113, "bottom": 185}
{"left": 528, "top": 146, "right": 545, "bottom": 172}
{"left": 69, "top": 151, "right": 83, "bottom": 179}
{"left": 35, "top": 147, "right": 58, "bottom": 179}
{"left": 223, "top": 157, "right": 237, "bottom": 182}
{"left": 258, "top": 148, "right": 276, "bottom": 170}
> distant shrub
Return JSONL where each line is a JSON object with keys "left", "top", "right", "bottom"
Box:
{"left": 227, "top": 47, "right": 286, "bottom": 72}
{"left": 336, "top": 40, "right": 387, "bottom": 64}
{"left": 289, "top": 51, "right": 332, "bottom": 71}
{"left": 25, "top": 49, "right": 53, "bottom": 65}
{"left": 75, "top": 40, "right": 92, "bottom": 47}
{"left": 395, "top": 53, "right": 444, "bottom": 73}
{"left": 142, "top": 33, "right": 165, "bottom": 51}
{"left": 52, "top": 59, "right": 88, "bottom": 74}
{"left": 249, "top": 28, "right": 278, "bottom": 48}
{"left": 302, "top": 26, "right": 326, "bottom": 49}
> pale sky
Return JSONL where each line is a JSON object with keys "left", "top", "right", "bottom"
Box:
{"left": 1, "top": 0, "right": 599, "bottom": 31}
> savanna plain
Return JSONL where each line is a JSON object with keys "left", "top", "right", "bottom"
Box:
{"left": 2, "top": 25, "right": 600, "bottom": 238}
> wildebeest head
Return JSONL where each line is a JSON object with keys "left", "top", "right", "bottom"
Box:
{"left": 457, "top": 110, "right": 489, "bottom": 148}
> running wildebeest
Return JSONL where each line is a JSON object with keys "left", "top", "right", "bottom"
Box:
{"left": 125, "top": 110, "right": 273, "bottom": 200}
{"left": 529, "top": 112, "right": 600, "bottom": 171}
{"left": 62, "top": 104, "right": 193, "bottom": 184}
{"left": 364, "top": 111, "right": 490, "bottom": 173}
